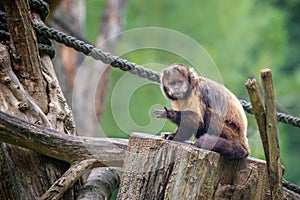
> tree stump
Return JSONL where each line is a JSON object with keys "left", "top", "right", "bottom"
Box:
{"left": 117, "top": 133, "right": 300, "bottom": 200}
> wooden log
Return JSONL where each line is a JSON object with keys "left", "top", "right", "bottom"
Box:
{"left": 117, "top": 133, "right": 300, "bottom": 200}
{"left": 0, "top": 111, "right": 127, "bottom": 166}
{"left": 40, "top": 159, "right": 98, "bottom": 200}
{"left": 77, "top": 167, "right": 122, "bottom": 200}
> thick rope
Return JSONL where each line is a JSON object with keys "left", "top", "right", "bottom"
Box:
{"left": 282, "top": 179, "right": 300, "bottom": 194}
{"left": 0, "top": 0, "right": 55, "bottom": 58}
{"left": 28, "top": 0, "right": 49, "bottom": 21}
{"left": 240, "top": 100, "right": 300, "bottom": 129}
{"left": 33, "top": 23, "right": 161, "bottom": 83}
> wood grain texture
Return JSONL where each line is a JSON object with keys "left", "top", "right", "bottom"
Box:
{"left": 0, "top": 116, "right": 299, "bottom": 199}
{"left": 40, "top": 159, "right": 98, "bottom": 200}
{"left": 77, "top": 167, "right": 122, "bottom": 200}
{"left": 261, "top": 68, "right": 283, "bottom": 199}
{"left": 118, "top": 132, "right": 298, "bottom": 200}
{"left": 0, "top": 111, "right": 128, "bottom": 166}
{"left": 0, "top": 0, "right": 78, "bottom": 196}
{"left": 3, "top": 0, "right": 47, "bottom": 113}
{"left": 245, "top": 78, "right": 269, "bottom": 162}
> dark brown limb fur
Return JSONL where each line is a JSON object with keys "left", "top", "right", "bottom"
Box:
{"left": 195, "top": 134, "right": 249, "bottom": 159}
{"left": 154, "top": 107, "right": 248, "bottom": 159}
{"left": 154, "top": 107, "right": 204, "bottom": 141}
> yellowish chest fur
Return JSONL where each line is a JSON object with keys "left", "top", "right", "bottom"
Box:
{"left": 170, "top": 90, "right": 205, "bottom": 121}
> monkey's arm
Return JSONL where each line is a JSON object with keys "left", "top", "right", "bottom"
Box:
{"left": 195, "top": 134, "right": 249, "bottom": 159}
{"left": 154, "top": 107, "right": 204, "bottom": 141}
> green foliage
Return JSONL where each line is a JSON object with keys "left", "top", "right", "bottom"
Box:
{"left": 86, "top": 0, "right": 300, "bottom": 185}
{"left": 85, "top": 0, "right": 106, "bottom": 42}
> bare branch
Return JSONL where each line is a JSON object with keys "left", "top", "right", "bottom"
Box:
{"left": 0, "top": 111, "right": 127, "bottom": 166}
{"left": 40, "top": 159, "right": 98, "bottom": 200}
{"left": 77, "top": 167, "right": 122, "bottom": 199}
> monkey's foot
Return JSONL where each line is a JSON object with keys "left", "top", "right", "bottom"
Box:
{"left": 160, "top": 132, "right": 176, "bottom": 140}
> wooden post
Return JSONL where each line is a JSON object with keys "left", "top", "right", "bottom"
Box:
{"left": 261, "top": 68, "right": 283, "bottom": 199}
{"left": 246, "top": 79, "right": 269, "bottom": 163}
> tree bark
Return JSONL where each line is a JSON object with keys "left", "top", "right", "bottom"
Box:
{"left": 117, "top": 133, "right": 299, "bottom": 200}
{"left": 261, "top": 68, "right": 283, "bottom": 199}
{"left": 77, "top": 167, "right": 122, "bottom": 199}
{"left": 0, "top": 111, "right": 128, "bottom": 166}
{"left": 0, "top": 0, "right": 77, "bottom": 199}
{"left": 246, "top": 78, "right": 269, "bottom": 162}
{"left": 0, "top": 113, "right": 299, "bottom": 199}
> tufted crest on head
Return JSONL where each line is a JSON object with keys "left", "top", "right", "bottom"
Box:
{"left": 163, "top": 64, "right": 198, "bottom": 85}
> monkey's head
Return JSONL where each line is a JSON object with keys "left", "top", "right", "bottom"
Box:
{"left": 161, "top": 64, "right": 195, "bottom": 100}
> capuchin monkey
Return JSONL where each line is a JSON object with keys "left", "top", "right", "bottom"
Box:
{"left": 154, "top": 64, "right": 249, "bottom": 159}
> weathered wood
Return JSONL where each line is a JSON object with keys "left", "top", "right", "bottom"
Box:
{"left": 41, "top": 159, "right": 98, "bottom": 200}
{"left": 0, "top": 0, "right": 79, "bottom": 198}
{"left": 261, "top": 68, "right": 283, "bottom": 199}
{"left": 0, "top": 113, "right": 299, "bottom": 199}
{"left": 0, "top": 111, "right": 127, "bottom": 166}
{"left": 245, "top": 79, "right": 269, "bottom": 162}
{"left": 3, "top": 0, "right": 47, "bottom": 113}
{"left": 117, "top": 133, "right": 299, "bottom": 200}
{"left": 77, "top": 167, "right": 122, "bottom": 200}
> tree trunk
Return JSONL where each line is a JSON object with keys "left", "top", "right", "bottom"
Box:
{"left": 117, "top": 133, "right": 300, "bottom": 200}
{"left": 0, "top": 0, "right": 77, "bottom": 199}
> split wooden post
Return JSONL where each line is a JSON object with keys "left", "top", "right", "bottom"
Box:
{"left": 246, "top": 68, "right": 283, "bottom": 200}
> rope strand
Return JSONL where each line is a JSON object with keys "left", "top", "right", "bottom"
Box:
{"left": 282, "top": 179, "right": 300, "bottom": 194}
{"left": 240, "top": 100, "right": 300, "bottom": 128}
{"left": 33, "top": 24, "right": 161, "bottom": 83}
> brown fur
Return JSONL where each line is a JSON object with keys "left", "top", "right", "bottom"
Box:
{"left": 155, "top": 64, "right": 250, "bottom": 159}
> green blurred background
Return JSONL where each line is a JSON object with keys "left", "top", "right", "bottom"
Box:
{"left": 86, "top": 0, "right": 300, "bottom": 184}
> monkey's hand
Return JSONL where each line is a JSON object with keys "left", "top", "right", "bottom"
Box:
{"left": 153, "top": 107, "right": 169, "bottom": 118}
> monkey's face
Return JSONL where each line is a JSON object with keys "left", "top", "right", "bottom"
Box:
{"left": 162, "top": 65, "right": 191, "bottom": 100}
